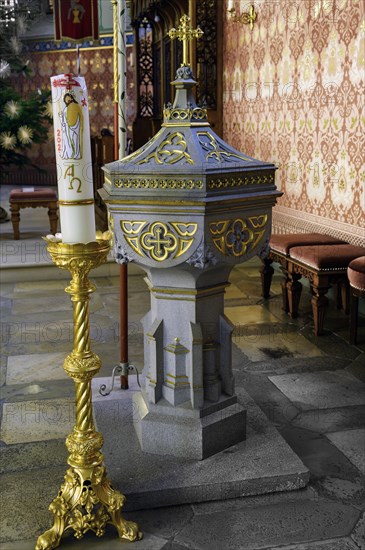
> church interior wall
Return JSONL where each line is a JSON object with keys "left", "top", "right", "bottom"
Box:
{"left": 11, "top": 0, "right": 135, "bottom": 174}
{"left": 222, "top": 0, "right": 365, "bottom": 246}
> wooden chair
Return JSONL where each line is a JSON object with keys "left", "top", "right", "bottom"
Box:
{"left": 287, "top": 244, "right": 365, "bottom": 336}
{"left": 260, "top": 233, "right": 346, "bottom": 310}
{"left": 9, "top": 188, "right": 58, "bottom": 240}
{"left": 347, "top": 256, "right": 365, "bottom": 344}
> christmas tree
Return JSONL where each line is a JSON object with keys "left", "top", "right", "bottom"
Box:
{"left": 0, "top": 1, "right": 52, "bottom": 180}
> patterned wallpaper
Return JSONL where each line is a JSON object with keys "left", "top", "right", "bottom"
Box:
{"left": 223, "top": 0, "right": 365, "bottom": 244}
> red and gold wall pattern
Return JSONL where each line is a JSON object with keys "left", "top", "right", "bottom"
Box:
{"left": 223, "top": 0, "right": 365, "bottom": 243}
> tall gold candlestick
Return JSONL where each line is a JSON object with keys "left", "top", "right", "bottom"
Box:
{"left": 35, "top": 236, "right": 142, "bottom": 550}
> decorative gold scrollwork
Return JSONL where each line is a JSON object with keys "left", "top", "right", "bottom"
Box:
{"left": 208, "top": 173, "right": 275, "bottom": 189}
{"left": 209, "top": 215, "right": 268, "bottom": 257}
{"left": 198, "top": 132, "right": 252, "bottom": 163}
{"left": 163, "top": 106, "right": 208, "bottom": 122}
{"left": 120, "top": 221, "right": 148, "bottom": 258}
{"left": 137, "top": 132, "right": 194, "bottom": 165}
{"left": 120, "top": 220, "right": 198, "bottom": 262}
{"left": 114, "top": 177, "right": 203, "bottom": 190}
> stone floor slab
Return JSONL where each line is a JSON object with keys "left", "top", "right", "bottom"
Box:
{"left": 292, "top": 405, "right": 365, "bottom": 434}
{"left": 91, "top": 385, "right": 309, "bottom": 511}
{"left": 0, "top": 439, "right": 67, "bottom": 474}
{"left": 269, "top": 371, "right": 365, "bottom": 410}
{"left": 174, "top": 500, "right": 360, "bottom": 550}
{"left": 124, "top": 504, "right": 194, "bottom": 540}
{"left": 300, "top": 325, "right": 362, "bottom": 361}
{"left": 316, "top": 477, "right": 365, "bottom": 506}
{"left": 0, "top": 466, "right": 67, "bottom": 542}
{"left": 273, "top": 537, "right": 359, "bottom": 549}
{"left": 225, "top": 304, "right": 278, "bottom": 326}
{"left": 11, "top": 293, "right": 104, "bottom": 315}
{"left": 2, "top": 339, "right": 71, "bottom": 357}
{"left": 233, "top": 328, "right": 324, "bottom": 362}
{"left": 0, "top": 378, "right": 73, "bottom": 403}
{"left": 224, "top": 281, "right": 248, "bottom": 300}
{"left": 6, "top": 352, "right": 67, "bottom": 385}
{"left": 13, "top": 279, "right": 66, "bottom": 293}
{"left": 327, "top": 429, "right": 365, "bottom": 475}
{"left": 0, "top": 397, "right": 74, "bottom": 444}
{"left": 0, "top": 533, "right": 168, "bottom": 550}
{"left": 351, "top": 512, "right": 365, "bottom": 549}
{"left": 190, "top": 487, "right": 318, "bottom": 515}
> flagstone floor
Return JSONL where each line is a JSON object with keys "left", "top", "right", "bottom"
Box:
{"left": 0, "top": 188, "right": 365, "bottom": 550}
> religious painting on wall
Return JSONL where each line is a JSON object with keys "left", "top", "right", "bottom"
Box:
{"left": 54, "top": 0, "right": 99, "bottom": 42}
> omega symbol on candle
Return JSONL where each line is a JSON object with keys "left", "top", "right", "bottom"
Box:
{"left": 64, "top": 164, "right": 82, "bottom": 193}
{"left": 59, "top": 91, "right": 83, "bottom": 160}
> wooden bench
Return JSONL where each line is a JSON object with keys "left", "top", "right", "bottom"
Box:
{"left": 260, "top": 233, "right": 346, "bottom": 307}
{"left": 348, "top": 256, "right": 365, "bottom": 344}
{"left": 261, "top": 234, "right": 365, "bottom": 336}
{"left": 9, "top": 188, "right": 58, "bottom": 240}
{"left": 287, "top": 244, "right": 365, "bottom": 336}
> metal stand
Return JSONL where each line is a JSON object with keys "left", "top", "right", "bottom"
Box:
{"left": 99, "top": 363, "right": 141, "bottom": 397}
{"left": 35, "top": 237, "right": 142, "bottom": 550}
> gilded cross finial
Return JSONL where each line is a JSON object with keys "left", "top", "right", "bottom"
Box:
{"left": 168, "top": 15, "right": 203, "bottom": 67}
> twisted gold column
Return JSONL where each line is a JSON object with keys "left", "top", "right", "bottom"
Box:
{"left": 35, "top": 237, "right": 142, "bottom": 550}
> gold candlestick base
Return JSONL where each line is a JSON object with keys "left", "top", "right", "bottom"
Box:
{"left": 36, "top": 237, "right": 142, "bottom": 550}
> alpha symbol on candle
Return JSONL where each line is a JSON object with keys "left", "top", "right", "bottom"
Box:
{"left": 59, "top": 91, "right": 83, "bottom": 160}
{"left": 64, "top": 164, "right": 82, "bottom": 192}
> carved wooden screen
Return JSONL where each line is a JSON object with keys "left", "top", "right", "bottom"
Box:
{"left": 137, "top": 19, "right": 154, "bottom": 117}
{"left": 163, "top": 35, "right": 172, "bottom": 106}
{"left": 153, "top": 40, "right": 162, "bottom": 117}
{"left": 132, "top": 0, "right": 222, "bottom": 141}
{"left": 195, "top": 0, "right": 222, "bottom": 135}
{"left": 196, "top": 0, "right": 217, "bottom": 110}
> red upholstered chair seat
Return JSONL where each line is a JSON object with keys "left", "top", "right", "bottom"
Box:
{"left": 348, "top": 256, "right": 365, "bottom": 291}
{"left": 347, "top": 256, "right": 365, "bottom": 344}
{"left": 10, "top": 188, "right": 57, "bottom": 201}
{"left": 289, "top": 244, "right": 365, "bottom": 270}
{"left": 262, "top": 237, "right": 365, "bottom": 339}
{"left": 270, "top": 232, "right": 346, "bottom": 255}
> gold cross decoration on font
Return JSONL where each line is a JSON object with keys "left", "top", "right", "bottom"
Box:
{"left": 168, "top": 15, "right": 204, "bottom": 67}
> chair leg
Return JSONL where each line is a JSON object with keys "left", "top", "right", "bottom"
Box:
{"left": 48, "top": 202, "right": 58, "bottom": 235}
{"left": 349, "top": 291, "right": 358, "bottom": 345}
{"left": 279, "top": 265, "right": 290, "bottom": 313}
{"left": 311, "top": 285, "right": 329, "bottom": 336}
{"left": 336, "top": 283, "right": 343, "bottom": 310}
{"left": 260, "top": 258, "right": 274, "bottom": 299}
{"left": 281, "top": 277, "right": 289, "bottom": 313}
{"left": 10, "top": 202, "right": 20, "bottom": 240}
{"left": 341, "top": 282, "right": 350, "bottom": 315}
{"left": 287, "top": 272, "right": 302, "bottom": 318}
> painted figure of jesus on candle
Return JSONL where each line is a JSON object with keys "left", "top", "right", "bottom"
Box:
{"left": 50, "top": 73, "right": 96, "bottom": 243}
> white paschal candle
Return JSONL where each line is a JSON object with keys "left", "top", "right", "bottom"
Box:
{"left": 50, "top": 74, "right": 96, "bottom": 244}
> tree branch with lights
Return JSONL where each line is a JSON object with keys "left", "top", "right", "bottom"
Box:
{"left": 0, "top": 2, "right": 52, "bottom": 178}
